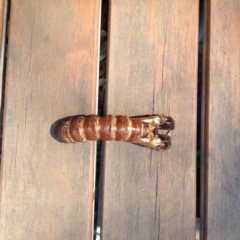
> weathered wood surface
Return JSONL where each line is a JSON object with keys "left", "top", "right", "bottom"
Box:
{"left": 102, "top": 0, "right": 198, "bottom": 239}
{"left": 0, "top": 1, "right": 100, "bottom": 239}
{"left": 201, "top": 0, "right": 240, "bottom": 239}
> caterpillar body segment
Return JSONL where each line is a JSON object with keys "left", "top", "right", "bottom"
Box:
{"left": 56, "top": 115, "right": 175, "bottom": 151}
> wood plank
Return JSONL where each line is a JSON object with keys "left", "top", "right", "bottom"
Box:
{"left": 102, "top": 0, "right": 198, "bottom": 239}
{"left": 201, "top": 0, "right": 240, "bottom": 239}
{"left": 0, "top": 1, "right": 100, "bottom": 239}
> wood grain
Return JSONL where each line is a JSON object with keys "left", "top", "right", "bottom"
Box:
{"left": 102, "top": 0, "right": 198, "bottom": 239}
{"left": 201, "top": 0, "right": 240, "bottom": 239}
{"left": 0, "top": 1, "right": 100, "bottom": 239}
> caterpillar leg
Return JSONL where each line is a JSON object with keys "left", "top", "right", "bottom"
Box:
{"left": 131, "top": 115, "right": 175, "bottom": 130}
{"left": 130, "top": 134, "right": 171, "bottom": 151}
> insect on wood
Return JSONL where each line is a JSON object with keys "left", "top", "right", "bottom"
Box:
{"left": 55, "top": 115, "right": 175, "bottom": 151}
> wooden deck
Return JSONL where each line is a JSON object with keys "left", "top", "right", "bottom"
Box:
{"left": 0, "top": 1, "right": 100, "bottom": 239}
{"left": 0, "top": 0, "right": 239, "bottom": 239}
{"left": 102, "top": 0, "right": 198, "bottom": 239}
{"left": 201, "top": 0, "right": 240, "bottom": 239}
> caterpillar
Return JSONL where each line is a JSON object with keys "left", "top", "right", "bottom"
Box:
{"left": 55, "top": 115, "right": 175, "bottom": 151}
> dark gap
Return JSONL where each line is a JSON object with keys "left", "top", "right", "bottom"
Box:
{"left": 0, "top": 0, "right": 11, "bottom": 165}
{"left": 201, "top": 0, "right": 211, "bottom": 238}
{"left": 94, "top": 0, "right": 109, "bottom": 239}
{"left": 196, "top": 0, "right": 204, "bottom": 238}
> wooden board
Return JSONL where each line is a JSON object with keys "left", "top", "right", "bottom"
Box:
{"left": 201, "top": 0, "right": 240, "bottom": 239}
{"left": 0, "top": 1, "right": 100, "bottom": 239}
{"left": 102, "top": 0, "right": 198, "bottom": 239}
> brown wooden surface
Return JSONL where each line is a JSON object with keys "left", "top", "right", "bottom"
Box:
{"left": 201, "top": 0, "right": 240, "bottom": 239}
{"left": 102, "top": 0, "right": 198, "bottom": 239}
{"left": 0, "top": 1, "right": 100, "bottom": 239}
